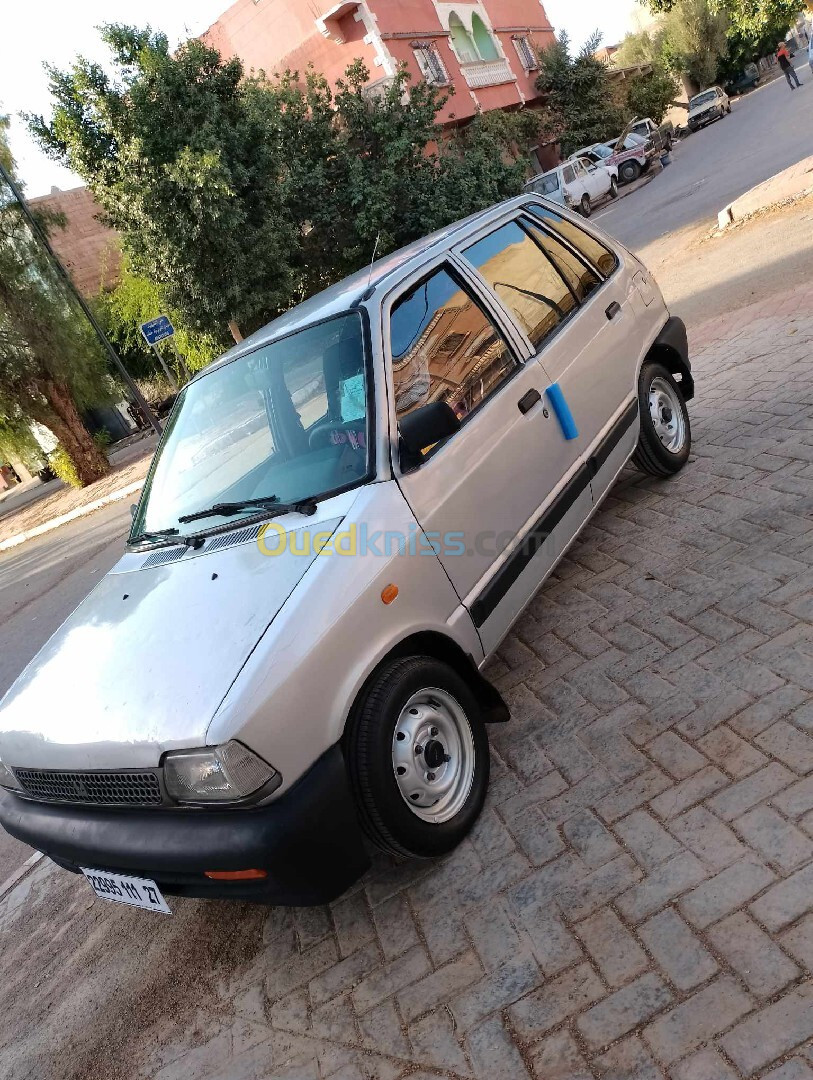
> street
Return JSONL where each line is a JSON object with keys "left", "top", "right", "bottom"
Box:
{"left": 3, "top": 77, "right": 813, "bottom": 1080}
{"left": 596, "top": 58, "right": 812, "bottom": 249}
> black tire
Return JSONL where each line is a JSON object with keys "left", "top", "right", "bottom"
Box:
{"left": 619, "top": 160, "right": 641, "bottom": 184}
{"left": 580, "top": 193, "right": 592, "bottom": 217}
{"left": 346, "top": 656, "right": 489, "bottom": 858}
{"left": 609, "top": 177, "right": 619, "bottom": 199}
{"left": 632, "top": 362, "right": 691, "bottom": 477}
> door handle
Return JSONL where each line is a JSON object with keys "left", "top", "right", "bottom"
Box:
{"left": 605, "top": 301, "right": 622, "bottom": 320}
{"left": 517, "top": 388, "right": 541, "bottom": 415}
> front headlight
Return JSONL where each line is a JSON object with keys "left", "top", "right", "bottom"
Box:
{"left": 0, "top": 761, "right": 22, "bottom": 792}
{"left": 163, "top": 741, "right": 280, "bottom": 805}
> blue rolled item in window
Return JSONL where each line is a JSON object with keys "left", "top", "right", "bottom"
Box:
{"left": 545, "top": 382, "right": 579, "bottom": 441}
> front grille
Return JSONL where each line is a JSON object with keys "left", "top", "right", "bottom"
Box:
{"left": 13, "top": 768, "right": 163, "bottom": 807}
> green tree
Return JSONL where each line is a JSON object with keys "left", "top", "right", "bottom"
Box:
{"left": 96, "top": 261, "right": 221, "bottom": 378}
{"left": 660, "top": 0, "right": 730, "bottom": 92}
{"left": 642, "top": 0, "right": 800, "bottom": 82}
{"left": 30, "top": 26, "right": 536, "bottom": 346}
{"left": 625, "top": 65, "right": 679, "bottom": 123}
{"left": 535, "top": 32, "right": 627, "bottom": 157}
{"left": 0, "top": 114, "right": 110, "bottom": 485}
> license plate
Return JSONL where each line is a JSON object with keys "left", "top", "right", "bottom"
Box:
{"left": 81, "top": 868, "right": 172, "bottom": 914}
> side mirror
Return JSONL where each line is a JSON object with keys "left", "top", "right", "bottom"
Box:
{"left": 399, "top": 401, "right": 461, "bottom": 469}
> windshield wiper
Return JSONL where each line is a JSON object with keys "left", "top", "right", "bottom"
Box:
{"left": 130, "top": 527, "right": 181, "bottom": 546}
{"left": 178, "top": 497, "right": 318, "bottom": 525}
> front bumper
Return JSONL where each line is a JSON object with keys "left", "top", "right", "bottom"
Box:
{"left": 0, "top": 745, "right": 370, "bottom": 906}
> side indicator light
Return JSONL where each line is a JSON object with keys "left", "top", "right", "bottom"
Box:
{"left": 204, "top": 869, "right": 268, "bottom": 880}
{"left": 381, "top": 584, "right": 399, "bottom": 605}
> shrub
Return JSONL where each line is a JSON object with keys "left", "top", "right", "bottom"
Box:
{"left": 48, "top": 447, "right": 82, "bottom": 488}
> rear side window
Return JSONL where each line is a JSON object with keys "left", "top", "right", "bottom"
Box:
{"left": 526, "top": 203, "right": 618, "bottom": 277}
{"left": 462, "top": 220, "right": 576, "bottom": 350}
{"left": 562, "top": 164, "right": 576, "bottom": 184}
{"left": 389, "top": 266, "right": 518, "bottom": 421}
{"left": 520, "top": 216, "right": 600, "bottom": 302}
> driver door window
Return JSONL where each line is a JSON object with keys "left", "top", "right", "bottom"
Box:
{"left": 390, "top": 266, "right": 519, "bottom": 427}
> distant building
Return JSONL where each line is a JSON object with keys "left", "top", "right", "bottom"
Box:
{"left": 595, "top": 43, "right": 621, "bottom": 65}
{"left": 202, "top": 0, "right": 556, "bottom": 135}
{"left": 28, "top": 185, "right": 120, "bottom": 300}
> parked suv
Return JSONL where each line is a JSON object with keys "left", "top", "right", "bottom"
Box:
{"left": 687, "top": 86, "right": 731, "bottom": 130}
{"left": 524, "top": 157, "right": 618, "bottom": 216}
{"left": 0, "top": 195, "right": 693, "bottom": 910}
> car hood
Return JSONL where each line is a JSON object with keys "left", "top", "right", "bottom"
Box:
{"left": 0, "top": 506, "right": 350, "bottom": 770}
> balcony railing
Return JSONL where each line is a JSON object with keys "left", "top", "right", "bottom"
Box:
{"left": 459, "top": 57, "right": 514, "bottom": 89}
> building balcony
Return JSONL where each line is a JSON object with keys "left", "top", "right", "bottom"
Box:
{"left": 458, "top": 57, "right": 514, "bottom": 89}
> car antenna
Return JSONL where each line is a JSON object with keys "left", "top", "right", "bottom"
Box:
{"left": 366, "top": 233, "right": 381, "bottom": 291}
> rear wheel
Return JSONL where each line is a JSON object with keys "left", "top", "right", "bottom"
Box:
{"left": 346, "top": 656, "right": 489, "bottom": 858}
{"left": 632, "top": 362, "right": 691, "bottom": 477}
{"left": 580, "top": 193, "right": 592, "bottom": 217}
{"left": 619, "top": 160, "right": 641, "bottom": 184}
{"left": 609, "top": 177, "right": 619, "bottom": 199}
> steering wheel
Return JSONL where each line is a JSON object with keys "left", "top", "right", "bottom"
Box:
{"left": 309, "top": 421, "right": 365, "bottom": 451}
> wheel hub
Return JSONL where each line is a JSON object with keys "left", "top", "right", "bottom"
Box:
{"left": 648, "top": 376, "right": 686, "bottom": 453}
{"left": 392, "top": 688, "right": 475, "bottom": 824}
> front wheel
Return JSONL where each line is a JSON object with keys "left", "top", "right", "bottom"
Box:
{"left": 609, "top": 177, "right": 619, "bottom": 199}
{"left": 632, "top": 362, "right": 691, "bottom": 477}
{"left": 580, "top": 193, "right": 592, "bottom": 217}
{"left": 346, "top": 656, "right": 489, "bottom": 857}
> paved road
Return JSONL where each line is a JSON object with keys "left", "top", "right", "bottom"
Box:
{"left": 596, "top": 59, "right": 811, "bottom": 249}
{"left": 0, "top": 501, "right": 131, "bottom": 881}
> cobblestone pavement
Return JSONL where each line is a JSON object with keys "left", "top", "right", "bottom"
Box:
{"left": 5, "top": 283, "right": 813, "bottom": 1080}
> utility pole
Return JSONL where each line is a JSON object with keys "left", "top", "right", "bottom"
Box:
{"left": 0, "top": 161, "right": 162, "bottom": 435}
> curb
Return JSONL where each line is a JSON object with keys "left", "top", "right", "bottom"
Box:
{"left": 0, "top": 851, "right": 44, "bottom": 903}
{"left": 0, "top": 478, "right": 144, "bottom": 554}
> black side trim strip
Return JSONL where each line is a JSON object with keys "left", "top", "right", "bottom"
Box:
{"left": 470, "top": 464, "right": 591, "bottom": 627}
{"left": 589, "top": 399, "right": 639, "bottom": 478}
{"left": 469, "top": 400, "right": 639, "bottom": 629}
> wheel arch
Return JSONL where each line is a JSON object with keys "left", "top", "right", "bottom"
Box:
{"left": 343, "top": 631, "right": 510, "bottom": 744}
{"left": 645, "top": 316, "right": 694, "bottom": 401}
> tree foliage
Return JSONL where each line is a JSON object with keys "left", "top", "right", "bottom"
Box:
{"left": 660, "top": 0, "right": 730, "bottom": 92}
{"left": 0, "top": 114, "right": 110, "bottom": 485}
{"left": 96, "top": 261, "right": 221, "bottom": 378}
{"left": 625, "top": 66, "right": 680, "bottom": 124}
{"left": 535, "top": 32, "right": 628, "bottom": 156}
{"left": 640, "top": 0, "right": 800, "bottom": 84}
{"left": 30, "top": 27, "right": 537, "bottom": 345}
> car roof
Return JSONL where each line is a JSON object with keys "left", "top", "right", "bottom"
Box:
{"left": 198, "top": 194, "right": 553, "bottom": 376}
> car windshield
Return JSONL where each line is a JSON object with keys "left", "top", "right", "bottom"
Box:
{"left": 691, "top": 90, "right": 717, "bottom": 108}
{"left": 131, "top": 312, "right": 371, "bottom": 539}
{"left": 591, "top": 144, "right": 613, "bottom": 160}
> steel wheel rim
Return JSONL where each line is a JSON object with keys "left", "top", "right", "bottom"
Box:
{"left": 648, "top": 376, "right": 686, "bottom": 453}
{"left": 392, "top": 687, "right": 475, "bottom": 824}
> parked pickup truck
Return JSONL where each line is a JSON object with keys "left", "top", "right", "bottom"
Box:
{"left": 571, "top": 126, "right": 657, "bottom": 185}
{"left": 628, "top": 117, "right": 674, "bottom": 155}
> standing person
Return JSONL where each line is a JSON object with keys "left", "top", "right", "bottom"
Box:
{"left": 777, "top": 42, "right": 802, "bottom": 89}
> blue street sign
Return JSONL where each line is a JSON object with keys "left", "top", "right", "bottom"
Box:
{"left": 140, "top": 315, "right": 174, "bottom": 346}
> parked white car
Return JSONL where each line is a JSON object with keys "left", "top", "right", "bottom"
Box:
{"left": 0, "top": 195, "right": 693, "bottom": 909}
{"left": 524, "top": 157, "right": 618, "bottom": 217}
{"left": 687, "top": 86, "right": 731, "bottom": 131}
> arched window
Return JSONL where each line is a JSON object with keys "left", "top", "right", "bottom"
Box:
{"left": 448, "top": 12, "right": 478, "bottom": 63}
{"left": 471, "top": 13, "right": 499, "bottom": 61}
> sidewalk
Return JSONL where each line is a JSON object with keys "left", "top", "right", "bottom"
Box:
{"left": 0, "top": 437, "right": 156, "bottom": 551}
{"left": 718, "top": 154, "right": 813, "bottom": 228}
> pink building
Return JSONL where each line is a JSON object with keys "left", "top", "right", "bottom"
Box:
{"left": 202, "top": 0, "right": 555, "bottom": 130}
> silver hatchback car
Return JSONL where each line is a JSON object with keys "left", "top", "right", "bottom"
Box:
{"left": 0, "top": 195, "right": 693, "bottom": 910}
